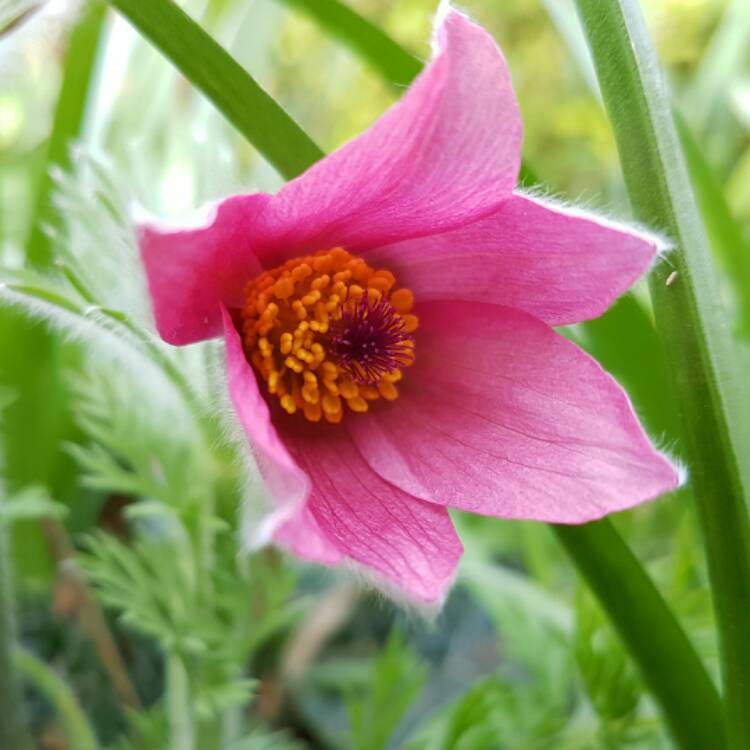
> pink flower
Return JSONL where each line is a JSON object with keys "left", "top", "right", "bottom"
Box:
{"left": 139, "top": 6, "right": 680, "bottom": 602}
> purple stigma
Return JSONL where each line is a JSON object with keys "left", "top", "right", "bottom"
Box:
{"left": 331, "top": 296, "right": 413, "bottom": 384}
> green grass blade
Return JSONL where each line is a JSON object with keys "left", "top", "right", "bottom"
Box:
{"left": 275, "top": 0, "right": 422, "bottom": 87}
{"left": 554, "top": 520, "right": 724, "bottom": 750}
{"left": 106, "top": 0, "right": 323, "bottom": 179}
{"left": 26, "top": 0, "right": 107, "bottom": 267}
{"left": 14, "top": 647, "right": 98, "bottom": 750}
{"left": 573, "top": 1, "right": 750, "bottom": 747}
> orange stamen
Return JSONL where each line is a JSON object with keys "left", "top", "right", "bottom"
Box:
{"left": 241, "top": 248, "right": 417, "bottom": 424}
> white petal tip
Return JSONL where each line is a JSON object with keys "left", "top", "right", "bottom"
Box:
{"left": 675, "top": 458, "right": 689, "bottom": 488}
{"left": 431, "top": 0, "right": 466, "bottom": 54}
{"left": 131, "top": 199, "right": 219, "bottom": 233}
{"left": 434, "top": 0, "right": 454, "bottom": 27}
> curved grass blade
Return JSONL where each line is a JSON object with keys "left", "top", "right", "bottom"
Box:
{"left": 106, "top": 0, "right": 323, "bottom": 179}
{"left": 573, "top": 1, "right": 750, "bottom": 747}
{"left": 102, "top": 2, "right": 723, "bottom": 744}
{"left": 14, "top": 647, "right": 98, "bottom": 750}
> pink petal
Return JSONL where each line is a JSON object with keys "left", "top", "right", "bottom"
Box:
{"left": 257, "top": 6, "right": 522, "bottom": 264}
{"left": 222, "top": 305, "right": 460, "bottom": 599}
{"left": 140, "top": 9, "right": 521, "bottom": 346}
{"left": 142, "top": 195, "right": 270, "bottom": 345}
{"left": 221, "top": 305, "right": 312, "bottom": 546}
{"left": 367, "top": 193, "right": 663, "bottom": 326}
{"left": 348, "top": 302, "right": 680, "bottom": 523}
{"left": 274, "top": 504, "right": 344, "bottom": 566}
{"left": 280, "top": 423, "right": 462, "bottom": 603}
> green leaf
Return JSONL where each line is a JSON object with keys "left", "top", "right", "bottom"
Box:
{"left": 345, "top": 629, "right": 426, "bottom": 750}
{"left": 572, "top": 4, "right": 750, "bottom": 748}
{"left": 0, "top": 486, "right": 68, "bottom": 524}
{"left": 106, "top": 0, "right": 323, "bottom": 179}
{"left": 429, "top": 675, "right": 565, "bottom": 750}
{"left": 574, "top": 588, "right": 641, "bottom": 722}
{"left": 555, "top": 520, "right": 724, "bottom": 750}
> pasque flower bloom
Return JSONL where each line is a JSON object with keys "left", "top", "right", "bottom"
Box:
{"left": 139, "top": 5, "right": 680, "bottom": 602}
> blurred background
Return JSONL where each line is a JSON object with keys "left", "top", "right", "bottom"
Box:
{"left": 0, "top": 0, "right": 748, "bottom": 748}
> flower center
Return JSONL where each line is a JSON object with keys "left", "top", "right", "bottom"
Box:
{"left": 241, "top": 247, "right": 417, "bottom": 424}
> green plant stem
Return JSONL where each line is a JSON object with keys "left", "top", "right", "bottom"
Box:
{"left": 105, "top": 0, "right": 323, "bottom": 179}
{"left": 554, "top": 521, "right": 724, "bottom": 750}
{"left": 14, "top": 646, "right": 98, "bottom": 750}
{"left": 0, "top": 525, "right": 34, "bottom": 750}
{"left": 573, "top": 1, "right": 750, "bottom": 747}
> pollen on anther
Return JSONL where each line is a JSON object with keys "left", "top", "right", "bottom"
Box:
{"left": 240, "top": 247, "right": 417, "bottom": 423}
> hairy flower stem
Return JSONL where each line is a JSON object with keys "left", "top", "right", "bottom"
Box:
{"left": 0, "top": 525, "right": 34, "bottom": 750}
